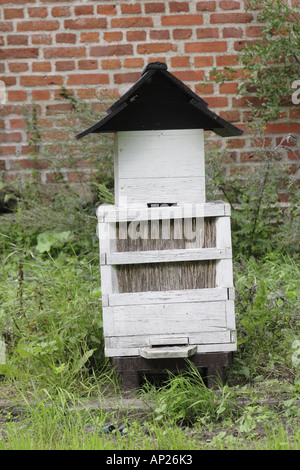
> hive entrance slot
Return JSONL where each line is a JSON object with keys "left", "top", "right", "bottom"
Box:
{"left": 147, "top": 203, "right": 178, "bottom": 207}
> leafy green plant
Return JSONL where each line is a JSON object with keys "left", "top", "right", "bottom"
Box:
{"left": 143, "top": 363, "right": 236, "bottom": 426}
{"left": 210, "top": 0, "right": 300, "bottom": 121}
{"left": 232, "top": 253, "right": 300, "bottom": 381}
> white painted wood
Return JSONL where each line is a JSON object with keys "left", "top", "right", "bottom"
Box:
{"left": 108, "top": 288, "right": 229, "bottom": 306}
{"left": 195, "top": 343, "right": 237, "bottom": 353}
{"left": 97, "top": 202, "right": 228, "bottom": 223}
{"left": 139, "top": 345, "right": 197, "bottom": 359}
{"left": 106, "top": 247, "right": 231, "bottom": 265}
{"left": 216, "top": 259, "right": 234, "bottom": 288}
{"left": 115, "top": 129, "right": 205, "bottom": 206}
{"left": 215, "top": 216, "right": 234, "bottom": 288}
{"left": 116, "top": 130, "right": 205, "bottom": 179}
{"left": 148, "top": 336, "right": 188, "bottom": 346}
{"left": 118, "top": 177, "right": 205, "bottom": 206}
{"left": 103, "top": 301, "right": 227, "bottom": 337}
{"left": 225, "top": 299, "right": 236, "bottom": 331}
{"left": 216, "top": 216, "right": 232, "bottom": 249}
{"left": 105, "top": 331, "right": 232, "bottom": 351}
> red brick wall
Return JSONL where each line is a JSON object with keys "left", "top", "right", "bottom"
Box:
{"left": 0, "top": 0, "right": 299, "bottom": 186}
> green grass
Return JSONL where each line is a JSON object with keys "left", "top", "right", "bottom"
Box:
{"left": 0, "top": 218, "right": 299, "bottom": 450}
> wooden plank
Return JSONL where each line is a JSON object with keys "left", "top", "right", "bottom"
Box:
{"left": 139, "top": 345, "right": 197, "bottom": 359}
{"left": 108, "top": 288, "right": 229, "bottom": 306}
{"left": 105, "top": 332, "right": 231, "bottom": 351}
{"left": 118, "top": 176, "right": 205, "bottom": 206}
{"left": 117, "top": 129, "right": 205, "bottom": 179}
{"left": 97, "top": 202, "right": 227, "bottom": 222}
{"left": 103, "top": 301, "right": 227, "bottom": 337}
{"left": 106, "top": 247, "right": 231, "bottom": 265}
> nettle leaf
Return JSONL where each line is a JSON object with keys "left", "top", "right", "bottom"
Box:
{"left": 35, "top": 231, "right": 72, "bottom": 253}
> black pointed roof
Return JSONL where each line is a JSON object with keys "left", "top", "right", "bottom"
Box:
{"left": 76, "top": 62, "right": 243, "bottom": 139}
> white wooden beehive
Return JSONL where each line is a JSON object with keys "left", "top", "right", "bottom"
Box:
{"left": 97, "top": 129, "right": 237, "bottom": 359}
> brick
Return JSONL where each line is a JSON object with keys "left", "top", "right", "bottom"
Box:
{"left": 44, "top": 47, "right": 86, "bottom": 58}
{"left": 10, "top": 158, "right": 49, "bottom": 170}
{"left": 234, "top": 39, "right": 259, "bottom": 51}
{"left": 90, "top": 44, "right": 133, "bottom": 57}
{"left": 210, "top": 13, "right": 253, "bottom": 23}
{"left": 78, "top": 60, "right": 98, "bottom": 70}
{"left": 32, "top": 90, "right": 51, "bottom": 101}
{"left": 126, "top": 30, "right": 147, "bottom": 41}
{"left": 185, "top": 42, "right": 227, "bottom": 53}
{"left": 7, "top": 34, "right": 28, "bottom": 45}
{"left": 32, "top": 62, "right": 52, "bottom": 72}
{"left": 121, "top": 3, "right": 142, "bottom": 14}
{"left": 196, "top": 1, "right": 216, "bottom": 11}
{"left": 0, "top": 160, "right": 5, "bottom": 170}
{"left": 74, "top": 5, "right": 94, "bottom": 15}
{"left": 144, "top": 2, "right": 165, "bottom": 13}
{"left": 56, "top": 33, "right": 76, "bottom": 43}
{"left": 227, "top": 137, "right": 245, "bottom": 148}
{"left": 7, "top": 90, "right": 27, "bottom": 101}
{"left": 123, "top": 58, "right": 144, "bottom": 68}
{"left": 219, "top": 110, "right": 240, "bottom": 122}
{"left": 55, "top": 61, "right": 75, "bottom": 71}
{"left": 194, "top": 83, "right": 213, "bottom": 94}
{"left": 1, "top": 77, "right": 16, "bottom": 87}
{"left": 223, "top": 27, "right": 243, "bottom": 37}
{"left": 97, "top": 5, "right": 117, "bottom": 15}
{"left": 216, "top": 55, "right": 239, "bottom": 66}
{"left": 20, "top": 75, "right": 63, "bottom": 87}
{"left": 0, "top": 48, "right": 38, "bottom": 59}
{"left": 219, "top": 82, "right": 238, "bottom": 93}
{"left": 67, "top": 74, "right": 109, "bottom": 85}
{"left": 4, "top": 8, "right": 24, "bottom": 18}
{"left": 196, "top": 27, "right": 219, "bottom": 38}
{"left": 205, "top": 97, "right": 228, "bottom": 107}
{"left": 51, "top": 6, "right": 71, "bottom": 17}
{"left": 169, "top": 2, "right": 190, "bottom": 12}
{"left": 104, "top": 31, "right": 123, "bottom": 42}
{"left": 80, "top": 32, "right": 99, "bottom": 43}
{"left": 0, "top": 22, "right": 13, "bottom": 32}
{"left": 9, "top": 63, "right": 28, "bottom": 72}
{"left": 101, "top": 59, "right": 122, "bottom": 69}
{"left": 9, "top": 118, "right": 26, "bottom": 129}
{"left": 111, "top": 17, "right": 153, "bottom": 28}
{"left": 64, "top": 18, "right": 107, "bottom": 29}
{"left": 246, "top": 26, "right": 264, "bottom": 37}
{"left": 161, "top": 14, "right": 203, "bottom": 26}
{"left": 150, "top": 30, "right": 170, "bottom": 40}
{"left": 265, "top": 123, "right": 300, "bottom": 134}
{"left": 173, "top": 70, "right": 205, "bottom": 81}
{"left": 194, "top": 56, "right": 214, "bottom": 67}
{"left": 137, "top": 43, "right": 177, "bottom": 54}
{"left": 173, "top": 29, "right": 192, "bottom": 39}
{"left": 0, "top": 146, "right": 16, "bottom": 157}
{"left": 18, "top": 20, "right": 60, "bottom": 31}
{"left": 0, "top": 132, "right": 22, "bottom": 143}
{"left": 28, "top": 7, "right": 48, "bottom": 17}
{"left": 32, "top": 34, "right": 52, "bottom": 45}
{"left": 114, "top": 72, "right": 141, "bottom": 84}
{"left": 219, "top": 1, "right": 240, "bottom": 9}
{"left": 171, "top": 56, "right": 190, "bottom": 67}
